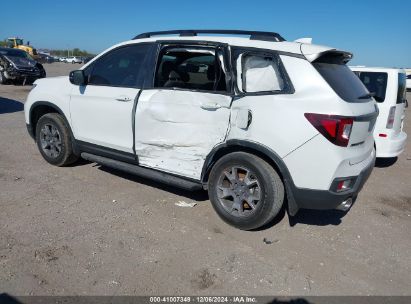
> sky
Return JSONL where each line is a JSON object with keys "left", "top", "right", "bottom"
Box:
{"left": 1, "top": 0, "right": 410, "bottom": 67}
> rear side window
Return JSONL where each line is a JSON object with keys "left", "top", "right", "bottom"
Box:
{"left": 313, "top": 62, "right": 370, "bottom": 103}
{"left": 397, "top": 73, "right": 406, "bottom": 104}
{"left": 356, "top": 72, "right": 388, "bottom": 103}
{"left": 154, "top": 46, "right": 227, "bottom": 92}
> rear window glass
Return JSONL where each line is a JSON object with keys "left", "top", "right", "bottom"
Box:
{"left": 397, "top": 73, "right": 406, "bottom": 104}
{"left": 356, "top": 72, "right": 388, "bottom": 103}
{"left": 313, "top": 62, "right": 370, "bottom": 103}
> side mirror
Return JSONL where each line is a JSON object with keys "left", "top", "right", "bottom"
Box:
{"left": 69, "top": 70, "right": 87, "bottom": 86}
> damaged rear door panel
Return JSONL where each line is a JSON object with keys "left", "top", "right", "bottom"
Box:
{"left": 134, "top": 43, "right": 232, "bottom": 180}
{"left": 135, "top": 90, "right": 231, "bottom": 179}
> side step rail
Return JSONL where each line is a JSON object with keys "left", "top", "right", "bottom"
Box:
{"left": 81, "top": 153, "right": 203, "bottom": 191}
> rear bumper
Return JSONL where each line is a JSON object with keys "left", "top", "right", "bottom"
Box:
{"left": 289, "top": 150, "right": 375, "bottom": 211}
{"left": 375, "top": 131, "right": 407, "bottom": 158}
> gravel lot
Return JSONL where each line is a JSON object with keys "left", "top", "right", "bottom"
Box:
{"left": 0, "top": 62, "right": 410, "bottom": 296}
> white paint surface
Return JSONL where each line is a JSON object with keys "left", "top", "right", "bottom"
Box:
{"left": 134, "top": 89, "right": 232, "bottom": 179}
{"left": 69, "top": 85, "right": 139, "bottom": 152}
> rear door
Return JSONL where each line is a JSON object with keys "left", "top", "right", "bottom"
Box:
{"left": 134, "top": 43, "right": 232, "bottom": 180}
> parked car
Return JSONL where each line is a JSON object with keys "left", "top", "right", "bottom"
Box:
{"left": 24, "top": 30, "right": 378, "bottom": 230}
{"left": 65, "top": 56, "right": 82, "bottom": 64}
{"left": 351, "top": 67, "right": 407, "bottom": 158}
{"left": 37, "top": 53, "right": 55, "bottom": 64}
{"left": 0, "top": 47, "right": 46, "bottom": 85}
{"left": 59, "top": 57, "right": 67, "bottom": 62}
{"left": 406, "top": 74, "right": 411, "bottom": 91}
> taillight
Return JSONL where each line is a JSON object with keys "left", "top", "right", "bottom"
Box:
{"left": 305, "top": 113, "right": 353, "bottom": 147}
{"left": 386, "top": 106, "right": 396, "bottom": 129}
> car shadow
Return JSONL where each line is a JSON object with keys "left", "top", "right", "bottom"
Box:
{"left": 0, "top": 97, "right": 24, "bottom": 114}
{"left": 97, "top": 165, "right": 210, "bottom": 202}
{"left": 0, "top": 294, "right": 23, "bottom": 304}
{"left": 90, "top": 164, "right": 350, "bottom": 227}
{"left": 375, "top": 157, "right": 398, "bottom": 168}
{"left": 288, "top": 209, "right": 347, "bottom": 226}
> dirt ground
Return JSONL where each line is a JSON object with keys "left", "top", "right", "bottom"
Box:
{"left": 0, "top": 62, "right": 410, "bottom": 296}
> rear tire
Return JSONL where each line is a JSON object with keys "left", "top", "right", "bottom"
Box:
{"left": 208, "top": 152, "right": 284, "bottom": 230}
{"left": 35, "top": 113, "right": 78, "bottom": 166}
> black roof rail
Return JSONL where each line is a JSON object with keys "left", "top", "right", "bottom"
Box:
{"left": 133, "top": 30, "right": 286, "bottom": 42}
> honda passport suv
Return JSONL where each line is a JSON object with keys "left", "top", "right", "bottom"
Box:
{"left": 24, "top": 30, "right": 378, "bottom": 230}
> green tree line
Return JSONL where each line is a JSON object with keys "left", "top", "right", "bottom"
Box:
{"left": 0, "top": 39, "right": 95, "bottom": 57}
{"left": 50, "top": 48, "right": 95, "bottom": 57}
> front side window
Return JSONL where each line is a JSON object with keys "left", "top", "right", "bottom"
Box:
{"left": 154, "top": 46, "right": 227, "bottom": 92}
{"left": 356, "top": 72, "right": 388, "bottom": 102}
{"left": 88, "top": 44, "right": 151, "bottom": 88}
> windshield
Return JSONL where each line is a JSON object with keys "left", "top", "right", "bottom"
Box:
{"left": 0, "top": 48, "right": 32, "bottom": 59}
{"left": 15, "top": 39, "right": 23, "bottom": 46}
{"left": 313, "top": 62, "right": 370, "bottom": 103}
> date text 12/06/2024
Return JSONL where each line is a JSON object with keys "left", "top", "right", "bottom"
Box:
{"left": 149, "top": 296, "right": 258, "bottom": 303}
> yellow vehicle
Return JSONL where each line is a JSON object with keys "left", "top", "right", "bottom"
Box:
{"left": 7, "top": 37, "right": 38, "bottom": 58}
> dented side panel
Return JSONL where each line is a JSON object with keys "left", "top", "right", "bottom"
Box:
{"left": 134, "top": 90, "right": 232, "bottom": 180}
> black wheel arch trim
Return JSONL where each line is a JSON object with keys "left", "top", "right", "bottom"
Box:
{"left": 201, "top": 139, "right": 300, "bottom": 215}
{"left": 28, "top": 101, "right": 80, "bottom": 155}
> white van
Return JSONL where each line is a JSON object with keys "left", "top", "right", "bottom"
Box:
{"left": 351, "top": 67, "right": 407, "bottom": 158}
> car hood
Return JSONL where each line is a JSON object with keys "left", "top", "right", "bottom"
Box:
{"left": 4, "top": 55, "right": 38, "bottom": 69}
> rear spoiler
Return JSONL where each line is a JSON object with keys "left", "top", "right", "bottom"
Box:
{"left": 305, "top": 50, "right": 353, "bottom": 64}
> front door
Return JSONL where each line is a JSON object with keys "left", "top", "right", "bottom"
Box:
{"left": 69, "top": 43, "right": 153, "bottom": 153}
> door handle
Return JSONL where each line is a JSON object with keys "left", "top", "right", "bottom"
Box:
{"left": 200, "top": 102, "right": 221, "bottom": 110}
{"left": 115, "top": 96, "right": 132, "bottom": 102}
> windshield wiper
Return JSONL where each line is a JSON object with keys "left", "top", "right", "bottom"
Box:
{"left": 358, "top": 92, "right": 375, "bottom": 99}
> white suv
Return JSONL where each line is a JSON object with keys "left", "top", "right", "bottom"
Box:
{"left": 351, "top": 67, "right": 407, "bottom": 158}
{"left": 65, "top": 56, "right": 82, "bottom": 64}
{"left": 24, "top": 30, "right": 378, "bottom": 230}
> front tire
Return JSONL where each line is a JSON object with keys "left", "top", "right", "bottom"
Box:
{"left": 208, "top": 152, "right": 284, "bottom": 230}
{"left": 35, "top": 113, "right": 78, "bottom": 166}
